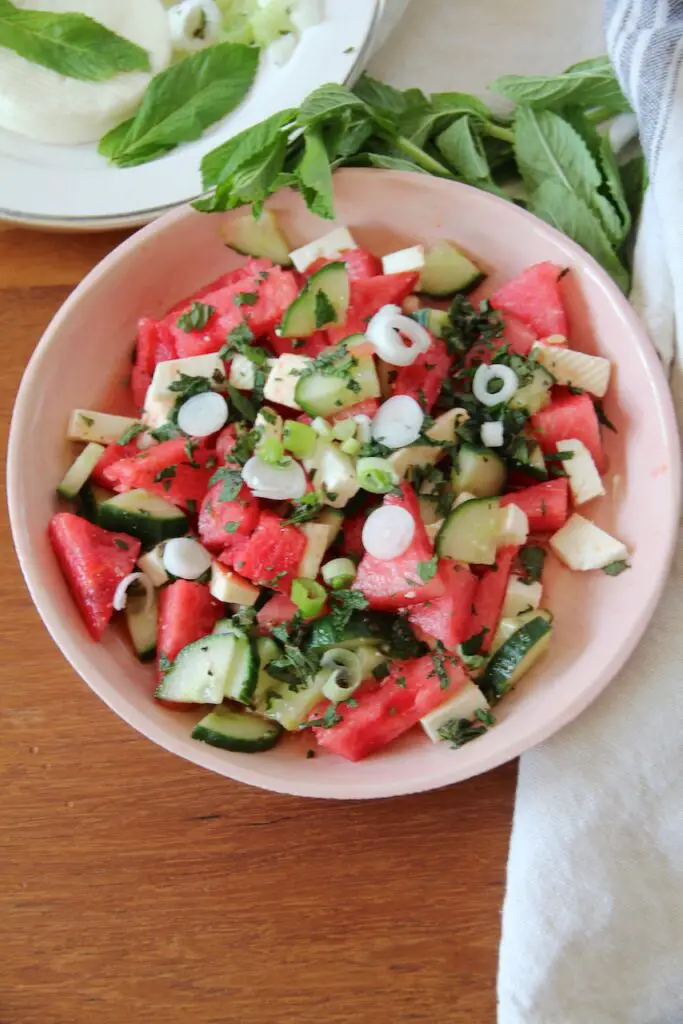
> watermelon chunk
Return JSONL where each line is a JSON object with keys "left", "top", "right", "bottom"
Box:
{"left": 104, "top": 438, "right": 215, "bottom": 510}
{"left": 491, "top": 262, "right": 568, "bottom": 338}
{"left": 531, "top": 392, "right": 605, "bottom": 471}
{"left": 392, "top": 335, "right": 453, "bottom": 412}
{"left": 266, "top": 329, "right": 329, "bottom": 359}
{"left": 256, "top": 594, "right": 299, "bottom": 629}
{"left": 327, "top": 271, "right": 419, "bottom": 345}
{"left": 90, "top": 438, "right": 141, "bottom": 487}
{"left": 313, "top": 652, "right": 469, "bottom": 761}
{"left": 332, "top": 398, "right": 380, "bottom": 422}
{"left": 407, "top": 561, "right": 478, "bottom": 647}
{"left": 215, "top": 425, "right": 240, "bottom": 466}
{"left": 501, "top": 479, "right": 569, "bottom": 533}
{"left": 466, "top": 546, "right": 517, "bottom": 653}
{"left": 157, "top": 580, "right": 220, "bottom": 681}
{"left": 353, "top": 484, "right": 446, "bottom": 610}
{"left": 234, "top": 511, "right": 307, "bottom": 593}
{"left": 198, "top": 481, "right": 260, "bottom": 552}
{"left": 48, "top": 512, "right": 141, "bottom": 640}
{"left": 305, "top": 248, "right": 382, "bottom": 282}
{"left": 132, "top": 317, "right": 177, "bottom": 410}
{"left": 165, "top": 260, "right": 274, "bottom": 317}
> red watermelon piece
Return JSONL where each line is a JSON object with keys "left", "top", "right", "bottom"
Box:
{"left": 165, "top": 260, "right": 274, "bottom": 317}
{"left": 266, "top": 329, "right": 329, "bottom": 359}
{"left": 305, "top": 248, "right": 382, "bottom": 282}
{"left": 392, "top": 335, "right": 453, "bottom": 412}
{"left": 157, "top": 580, "right": 220, "bottom": 681}
{"left": 491, "top": 262, "right": 568, "bottom": 339}
{"left": 466, "top": 546, "right": 517, "bottom": 653}
{"left": 531, "top": 392, "right": 605, "bottom": 471}
{"left": 256, "top": 594, "right": 299, "bottom": 630}
{"left": 407, "top": 561, "right": 478, "bottom": 647}
{"left": 103, "top": 438, "right": 215, "bottom": 510}
{"left": 198, "top": 482, "right": 260, "bottom": 552}
{"left": 312, "top": 653, "right": 469, "bottom": 761}
{"left": 353, "top": 484, "right": 446, "bottom": 610}
{"left": 234, "top": 511, "right": 307, "bottom": 593}
{"left": 48, "top": 512, "right": 141, "bottom": 640}
{"left": 500, "top": 478, "right": 569, "bottom": 533}
{"left": 91, "top": 437, "right": 141, "bottom": 487}
{"left": 327, "top": 271, "right": 419, "bottom": 344}
{"left": 332, "top": 398, "right": 380, "bottom": 422}
{"left": 132, "top": 317, "right": 177, "bottom": 410}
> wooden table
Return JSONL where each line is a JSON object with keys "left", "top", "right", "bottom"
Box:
{"left": 0, "top": 226, "right": 516, "bottom": 1024}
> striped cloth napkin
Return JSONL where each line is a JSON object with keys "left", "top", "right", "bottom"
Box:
{"left": 498, "top": 3, "right": 683, "bottom": 1022}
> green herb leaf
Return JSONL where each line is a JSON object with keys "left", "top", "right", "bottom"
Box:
{"left": 176, "top": 301, "right": 216, "bottom": 333}
{"left": 594, "top": 398, "right": 617, "bottom": 432}
{"left": 491, "top": 58, "right": 630, "bottom": 112}
{"left": 296, "top": 128, "right": 334, "bottom": 220}
{"left": 416, "top": 555, "right": 439, "bottom": 584}
{"left": 460, "top": 628, "right": 489, "bottom": 657}
{"left": 438, "top": 709, "right": 495, "bottom": 748}
{"left": 297, "top": 83, "right": 366, "bottom": 127}
{"left": 328, "top": 589, "right": 369, "bottom": 633}
{"left": 209, "top": 466, "right": 243, "bottom": 502}
{"left": 286, "top": 491, "right": 325, "bottom": 525}
{"left": 200, "top": 108, "right": 296, "bottom": 190}
{"left": 234, "top": 291, "right": 258, "bottom": 307}
{"left": 113, "top": 538, "right": 130, "bottom": 551}
{"left": 153, "top": 465, "right": 177, "bottom": 484}
{"left": 226, "top": 384, "right": 258, "bottom": 423}
{"left": 100, "top": 43, "right": 259, "bottom": 167}
{"left": 314, "top": 288, "right": 338, "bottom": 329}
{"left": 519, "top": 545, "right": 546, "bottom": 584}
{"left": 117, "top": 422, "right": 146, "bottom": 445}
{"left": 436, "top": 115, "right": 491, "bottom": 182}
{"left": 168, "top": 373, "right": 213, "bottom": 399}
{"left": 603, "top": 559, "right": 630, "bottom": 576}
{"left": 0, "top": 3, "right": 150, "bottom": 81}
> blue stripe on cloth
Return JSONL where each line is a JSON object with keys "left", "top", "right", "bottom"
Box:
{"left": 605, "top": 0, "right": 683, "bottom": 170}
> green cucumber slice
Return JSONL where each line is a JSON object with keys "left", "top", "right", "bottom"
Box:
{"left": 97, "top": 489, "right": 187, "bottom": 547}
{"left": 418, "top": 241, "right": 485, "bottom": 297}
{"left": 436, "top": 497, "right": 501, "bottom": 565}
{"left": 509, "top": 364, "right": 554, "bottom": 414}
{"left": 294, "top": 354, "right": 380, "bottom": 418}
{"left": 125, "top": 590, "right": 158, "bottom": 662}
{"left": 482, "top": 615, "right": 553, "bottom": 699}
{"left": 192, "top": 706, "right": 283, "bottom": 753}
{"left": 306, "top": 611, "right": 426, "bottom": 659}
{"left": 280, "top": 262, "right": 350, "bottom": 338}
{"left": 57, "top": 442, "right": 105, "bottom": 500}
{"left": 451, "top": 444, "right": 507, "bottom": 497}
{"left": 77, "top": 482, "right": 114, "bottom": 524}
{"left": 410, "top": 307, "right": 451, "bottom": 339}
{"left": 220, "top": 210, "right": 292, "bottom": 266}
{"left": 491, "top": 608, "right": 553, "bottom": 654}
{"left": 156, "top": 632, "right": 257, "bottom": 705}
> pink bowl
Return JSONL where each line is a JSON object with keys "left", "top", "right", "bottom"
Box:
{"left": 8, "top": 169, "right": 680, "bottom": 799}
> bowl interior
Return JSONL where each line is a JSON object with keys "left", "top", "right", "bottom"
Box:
{"left": 8, "top": 169, "right": 680, "bottom": 798}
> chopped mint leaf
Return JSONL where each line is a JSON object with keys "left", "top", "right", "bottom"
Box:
{"left": 416, "top": 554, "right": 438, "bottom": 583}
{"left": 519, "top": 545, "right": 546, "bottom": 584}
{"left": 117, "top": 422, "right": 145, "bottom": 445}
{"left": 176, "top": 301, "right": 216, "bottom": 332}
{"left": 603, "top": 559, "right": 630, "bottom": 576}
{"left": 113, "top": 538, "right": 129, "bottom": 550}
{"left": 233, "top": 291, "right": 258, "bottom": 307}
{"left": 209, "top": 466, "right": 243, "bottom": 501}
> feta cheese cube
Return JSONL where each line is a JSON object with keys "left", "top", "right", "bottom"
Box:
{"left": 138, "top": 543, "right": 169, "bottom": 588}
{"left": 420, "top": 682, "right": 491, "bottom": 743}
{"left": 313, "top": 444, "right": 359, "bottom": 509}
{"left": 497, "top": 503, "right": 529, "bottom": 547}
{"left": 229, "top": 354, "right": 275, "bottom": 392}
{"left": 209, "top": 564, "right": 259, "bottom": 606}
{"left": 557, "top": 438, "right": 606, "bottom": 505}
{"left": 289, "top": 227, "right": 357, "bottom": 273}
{"left": 263, "top": 354, "right": 312, "bottom": 410}
{"left": 297, "top": 522, "right": 332, "bottom": 579}
{"left": 381, "top": 245, "right": 426, "bottom": 276}
{"left": 550, "top": 514, "right": 628, "bottom": 571}
{"left": 531, "top": 342, "right": 611, "bottom": 397}
{"left": 501, "top": 574, "right": 543, "bottom": 618}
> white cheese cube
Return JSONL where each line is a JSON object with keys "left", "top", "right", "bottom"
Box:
{"left": 381, "top": 245, "right": 426, "bottom": 276}
{"left": 313, "top": 444, "right": 359, "bottom": 509}
{"left": 209, "top": 564, "right": 260, "bottom": 606}
{"left": 497, "top": 503, "right": 529, "bottom": 546}
{"left": 501, "top": 575, "right": 543, "bottom": 618}
{"left": 67, "top": 410, "right": 141, "bottom": 445}
{"left": 297, "top": 522, "right": 332, "bottom": 579}
{"left": 550, "top": 514, "right": 628, "bottom": 571}
{"left": 420, "top": 682, "right": 491, "bottom": 743}
{"left": 263, "top": 354, "right": 312, "bottom": 410}
{"left": 138, "top": 544, "right": 169, "bottom": 588}
{"left": 229, "top": 354, "right": 275, "bottom": 392}
{"left": 144, "top": 354, "right": 226, "bottom": 428}
{"left": 531, "top": 342, "right": 611, "bottom": 397}
{"left": 557, "top": 438, "right": 606, "bottom": 505}
{"left": 289, "top": 227, "right": 357, "bottom": 272}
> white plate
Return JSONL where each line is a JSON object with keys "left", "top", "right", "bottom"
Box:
{"left": 0, "top": 0, "right": 382, "bottom": 230}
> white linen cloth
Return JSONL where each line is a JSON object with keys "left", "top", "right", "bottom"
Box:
{"left": 372, "top": 3, "right": 683, "bottom": 1021}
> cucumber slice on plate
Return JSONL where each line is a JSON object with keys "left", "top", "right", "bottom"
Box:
{"left": 482, "top": 614, "right": 553, "bottom": 699}
{"left": 156, "top": 632, "right": 258, "bottom": 705}
{"left": 451, "top": 444, "right": 507, "bottom": 497}
{"left": 509, "top": 364, "right": 554, "bottom": 414}
{"left": 125, "top": 590, "right": 158, "bottom": 662}
{"left": 77, "top": 482, "right": 115, "bottom": 524}
{"left": 220, "top": 210, "right": 292, "bottom": 266}
{"left": 410, "top": 307, "right": 451, "bottom": 339}
{"left": 280, "top": 262, "right": 350, "bottom": 338}
{"left": 294, "top": 354, "right": 380, "bottom": 418}
{"left": 97, "top": 489, "right": 188, "bottom": 547}
{"left": 436, "top": 497, "right": 501, "bottom": 565}
{"left": 57, "top": 442, "right": 105, "bottom": 500}
{"left": 418, "top": 241, "right": 485, "bottom": 297}
{"left": 207, "top": 626, "right": 260, "bottom": 703}
{"left": 491, "top": 608, "right": 552, "bottom": 654}
{"left": 192, "top": 705, "right": 283, "bottom": 753}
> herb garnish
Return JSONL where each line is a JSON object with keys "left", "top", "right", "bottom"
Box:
{"left": 176, "top": 301, "right": 216, "bottom": 333}
{"left": 603, "top": 559, "right": 630, "bottom": 576}
{"left": 519, "top": 545, "right": 546, "bottom": 584}
{"left": 117, "top": 422, "right": 146, "bottom": 445}
{"left": 234, "top": 291, "right": 258, "bottom": 307}
{"left": 314, "top": 289, "right": 338, "bottom": 328}
{"left": 328, "top": 589, "right": 369, "bottom": 632}
{"left": 286, "top": 490, "right": 325, "bottom": 524}
{"left": 438, "top": 709, "right": 495, "bottom": 748}
{"left": 209, "top": 466, "right": 243, "bottom": 501}
{"left": 416, "top": 555, "right": 439, "bottom": 583}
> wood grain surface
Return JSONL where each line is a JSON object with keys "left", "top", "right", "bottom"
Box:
{"left": 0, "top": 226, "right": 516, "bottom": 1024}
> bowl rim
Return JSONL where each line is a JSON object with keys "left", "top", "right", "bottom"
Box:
{"left": 8, "top": 168, "right": 682, "bottom": 799}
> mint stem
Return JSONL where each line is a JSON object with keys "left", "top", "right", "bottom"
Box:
{"left": 482, "top": 123, "right": 515, "bottom": 144}
{"left": 394, "top": 136, "right": 456, "bottom": 177}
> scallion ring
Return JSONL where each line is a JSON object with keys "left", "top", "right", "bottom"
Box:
{"left": 472, "top": 363, "right": 519, "bottom": 407}
{"left": 357, "top": 456, "right": 399, "bottom": 494}
{"left": 291, "top": 577, "right": 327, "bottom": 619}
{"left": 321, "top": 648, "right": 363, "bottom": 702}
{"left": 321, "top": 557, "right": 357, "bottom": 590}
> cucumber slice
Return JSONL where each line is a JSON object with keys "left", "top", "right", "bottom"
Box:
{"left": 507, "top": 434, "right": 548, "bottom": 481}
{"left": 451, "top": 444, "right": 507, "bottom": 497}
{"left": 482, "top": 614, "right": 553, "bottom": 698}
{"left": 294, "top": 355, "right": 380, "bottom": 418}
{"left": 306, "top": 611, "right": 426, "bottom": 659}
{"left": 220, "top": 210, "right": 292, "bottom": 266}
{"left": 265, "top": 671, "right": 328, "bottom": 731}
{"left": 436, "top": 497, "right": 501, "bottom": 565}
{"left": 251, "top": 638, "right": 284, "bottom": 712}
{"left": 125, "top": 590, "right": 158, "bottom": 662}
{"left": 491, "top": 609, "right": 552, "bottom": 654}
{"left": 156, "top": 631, "right": 258, "bottom": 705}
{"left": 410, "top": 307, "right": 451, "bottom": 339}
{"left": 280, "top": 262, "right": 350, "bottom": 338}
{"left": 97, "top": 490, "right": 188, "bottom": 547}
{"left": 509, "top": 364, "right": 554, "bottom": 414}
{"left": 418, "top": 241, "right": 485, "bottom": 297}
{"left": 57, "top": 442, "right": 105, "bottom": 500}
{"left": 192, "top": 706, "right": 283, "bottom": 753}
{"left": 77, "top": 482, "right": 114, "bottom": 524}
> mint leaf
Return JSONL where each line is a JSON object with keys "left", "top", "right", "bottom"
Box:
{"left": 529, "top": 180, "right": 629, "bottom": 293}
{"left": 176, "top": 301, "right": 216, "bottom": 332}
{"left": 296, "top": 129, "right": 334, "bottom": 220}
{"left": 226, "top": 384, "right": 258, "bottom": 423}
{"left": 491, "top": 59, "right": 630, "bottom": 112}
{"left": 416, "top": 555, "right": 438, "bottom": 584}
{"left": 200, "top": 107, "right": 296, "bottom": 190}
{"left": 297, "top": 83, "right": 366, "bottom": 127}
{"left": 314, "top": 289, "right": 337, "bottom": 329}
{"left": 436, "top": 116, "right": 491, "bottom": 182}
{"left": 100, "top": 43, "right": 259, "bottom": 167}
{"left": 366, "top": 153, "right": 429, "bottom": 173}
{"left": 0, "top": 4, "right": 150, "bottom": 81}
{"left": 514, "top": 107, "right": 602, "bottom": 210}
{"left": 603, "top": 559, "right": 630, "bottom": 577}
{"left": 407, "top": 91, "right": 494, "bottom": 147}
{"left": 209, "top": 466, "right": 243, "bottom": 502}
